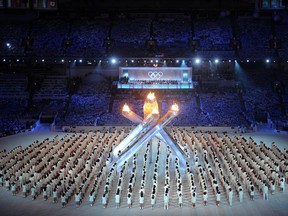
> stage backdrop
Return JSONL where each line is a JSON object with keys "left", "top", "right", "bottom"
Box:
{"left": 119, "top": 67, "right": 192, "bottom": 82}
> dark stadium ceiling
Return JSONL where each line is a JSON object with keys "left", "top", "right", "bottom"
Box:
{"left": 58, "top": 0, "right": 255, "bottom": 12}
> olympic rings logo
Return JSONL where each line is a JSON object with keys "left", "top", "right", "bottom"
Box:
{"left": 148, "top": 71, "right": 163, "bottom": 79}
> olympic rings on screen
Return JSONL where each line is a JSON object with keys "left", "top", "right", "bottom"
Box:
{"left": 148, "top": 71, "right": 163, "bottom": 79}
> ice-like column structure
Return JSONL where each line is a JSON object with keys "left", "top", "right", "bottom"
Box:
{"left": 112, "top": 104, "right": 159, "bottom": 157}
{"left": 156, "top": 128, "right": 191, "bottom": 168}
{"left": 121, "top": 104, "right": 143, "bottom": 124}
{"left": 113, "top": 104, "right": 180, "bottom": 169}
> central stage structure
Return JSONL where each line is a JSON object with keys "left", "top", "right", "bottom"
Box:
{"left": 118, "top": 67, "right": 193, "bottom": 89}
{"left": 112, "top": 92, "right": 192, "bottom": 170}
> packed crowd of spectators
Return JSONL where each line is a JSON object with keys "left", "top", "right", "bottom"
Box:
{"left": 1, "top": 13, "right": 288, "bottom": 58}
{"left": 274, "top": 12, "right": 288, "bottom": 58}
{"left": 59, "top": 74, "right": 111, "bottom": 126}
{"left": 0, "top": 74, "right": 28, "bottom": 99}
{"left": 200, "top": 92, "right": 247, "bottom": 127}
{"left": 194, "top": 17, "right": 232, "bottom": 50}
{"left": 236, "top": 17, "right": 272, "bottom": 58}
{"left": 65, "top": 18, "right": 109, "bottom": 57}
{"left": 0, "top": 73, "right": 30, "bottom": 137}
{"left": 0, "top": 70, "right": 287, "bottom": 135}
{"left": 111, "top": 17, "right": 150, "bottom": 48}
{"left": 33, "top": 77, "right": 68, "bottom": 100}
{"left": 153, "top": 17, "right": 191, "bottom": 48}
{"left": 0, "top": 20, "right": 27, "bottom": 56}
{"left": 29, "top": 19, "right": 69, "bottom": 57}
{"left": 0, "top": 99, "right": 28, "bottom": 137}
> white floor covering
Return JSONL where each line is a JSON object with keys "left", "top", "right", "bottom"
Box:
{"left": 0, "top": 126, "right": 287, "bottom": 216}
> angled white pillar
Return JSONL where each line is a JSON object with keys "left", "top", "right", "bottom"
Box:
{"left": 111, "top": 92, "right": 193, "bottom": 170}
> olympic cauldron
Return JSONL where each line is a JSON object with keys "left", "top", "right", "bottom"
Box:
{"left": 111, "top": 92, "right": 191, "bottom": 170}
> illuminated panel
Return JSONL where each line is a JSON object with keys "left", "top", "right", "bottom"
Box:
{"left": 7, "top": 0, "right": 30, "bottom": 9}
{"left": 33, "top": 0, "right": 57, "bottom": 10}
{"left": 118, "top": 67, "right": 193, "bottom": 89}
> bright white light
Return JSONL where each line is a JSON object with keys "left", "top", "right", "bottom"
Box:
{"left": 195, "top": 58, "right": 200, "bottom": 64}
{"left": 266, "top": 59, "right": 270, "bottom": 63}
{"left": 79, "top": 59, "right": 82, "bottom": 63}
{"left": 150, "top": 60, "right": 153, "bottom": 63}
{"left": 3, "top": 59, "right": 6, "bottom": 62}
{"left": 42, "top": 59, "right": 45, "bottom": 62}
{"left": 214, "top": 59, "right": 219, "bottom": 63}
{"left": 131, "top": 60, "right": 134, "bottom": 63}
{"left": 229, "top": 60, "right": 231, "bottom": 62}
{"left": 111, "top": 58, "right": 117, "bottom": 64}
{"left": 6, "top": 43, "right": 11, "bottom": 48}
{"left": 176, "top": 60, "right": 179, "bottom": 63}
{"left": 246, "top": 60, "right": 249, "bottom": 62}
{"left": 155, "top": 60, "right": 158, "bottom": 63}
{"left": 61, "top": 59, "right": 65, "bottom": 62}
{"left": 17, "top": 59, "right": 19, "bottom": 62}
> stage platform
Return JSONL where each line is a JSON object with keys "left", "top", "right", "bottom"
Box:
{"left": 118, "top": 67, "right": 193, "bottom": 89}
{"left": 117, "top": 82, "right": 193, "bottom": 89}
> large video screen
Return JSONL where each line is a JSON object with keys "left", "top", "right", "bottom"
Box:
{"left": 6, "top": 0, "right": 30, "bottom": 9}
{"left": 33, "top": 0, "right": 57, "bottom": 10}
{"left": 5, "top": 0, "right": 57, "bottom": 9}
{"left": 119, "top": 67, "right": 192, "bottom": 83}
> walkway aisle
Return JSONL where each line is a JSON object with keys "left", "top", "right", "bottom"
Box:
{"left": 169, "top": 160, "right": 177, "bottom": 208}
{"left": 182, "top": 170, "right": 191, "bottom": 207}
{"left": 119, "top": 163, "right": 129, "bottom": 208}
{"left": 130, "top": 144, "right": 145, "bottom": 209}
{"left": 154, "top": 140, "right": 167, "bottom": 208}
{"left": 142, "top": 140, "right": 156, "bottom": 209}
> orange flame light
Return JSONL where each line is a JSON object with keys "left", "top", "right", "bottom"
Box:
{"left": 171, "top": 103, "right": 179, "bottom": 112}
{"left": 147, "top": 92, "right": 155, "bottom": 101}
{"left": 122, "top": 103, "right": 131, "bottom": 112}
{"left": 152, "top": 107, "right": 159, "bottom": 114}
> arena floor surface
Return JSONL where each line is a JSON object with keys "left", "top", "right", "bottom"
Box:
{"left": 0, "top": 126, "right": 287, "bottom": 216}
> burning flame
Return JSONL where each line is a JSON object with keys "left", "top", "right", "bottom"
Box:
{"left": 152, "top": 107, "right": 159, "bottom": 114}
{"left": 147, "top": 92, "right": 155, "bottom": 101}
{"left": 122, "top": 103, "right": 131, "bottom": 112}
{"left": 171, "top": 103, "right": 179, "bottom": 112}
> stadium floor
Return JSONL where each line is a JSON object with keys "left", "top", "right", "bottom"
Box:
{"left": 0, "top": 125, "right": 287, "bottom": 216}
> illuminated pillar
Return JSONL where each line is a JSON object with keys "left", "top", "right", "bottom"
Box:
{"left": 113, "top": 104, "right": 159, "bottom": 157}
{"left": 113, "top": 92, "right": 192, "bottom": 171}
